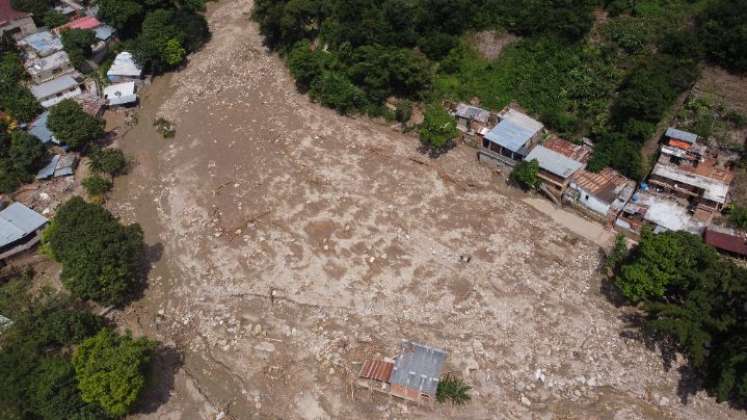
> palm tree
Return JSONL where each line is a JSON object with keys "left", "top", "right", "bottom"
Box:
{"left": 436, "top": 374, "right": 472, "bottom": 406}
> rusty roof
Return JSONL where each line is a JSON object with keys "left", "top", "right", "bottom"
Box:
{"left": 359, "top": 359, "right": 394, "bottom": 383}
{"left": 543, "top": 136, "right": 591, "bottom": 163}
{"left": 572, "top": 168, "right": 632, "bottom": 203}
{"left": 704, "top": 227, "right": 747, "bottom": 257}
{"left": 0, "top": 0, "right": 28, "bottom": 25}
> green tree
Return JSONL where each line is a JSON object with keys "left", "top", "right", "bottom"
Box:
{"left": 61, "top": 29, "right": 97, "bottom": 70}
{"left": 729, "top": 205, "right": 747, "bottom": 230}
{"left": 436, "top": 374, "right": 471, "bottom": 405}
{"left": 699, "top": 0, "right": 747, "bottom": 73}
{"left": 82, "top": 176, "right": 113, "bottom": 197}
{"left": 287, "top": 40, "right": 324, "bottom": 91}
{"left": 162, "top": 38, "right": 186, "bottom": 67}
{"left": 43, "top": 197, "right": 145, "bottom": 306}
{"left": 48, "top": 99, "right": 104, "bottom": 150}
{"left": 0, "top": 53, "right": 42, "bottom": 123}
{"left": 73, "top": 329, "right": 156, "bottom": 418}
{"left": 510, "top": 159, "right": 541, "bottom": 190}
{"left": 419, "top": 104, "right": 457, "bottom": 151}
{"left": 42, "top": 10, "right": 68, "bottom": 28}
{"left": 96, "top": 0, "right": 144, "bottom": 35}
{"left": 88, "top": 148, "right": 128, "bottom": 176}
{"left": 0, "top": 130, "right": 48, "bottom": 193}
{"left": 10, "top": 0, "right": 51, "bottom": 24}
{"left": 309, "top": 71, "right": 366, "bottom": 115}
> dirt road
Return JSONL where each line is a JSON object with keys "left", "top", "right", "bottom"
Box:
{"left": 111, "top": 1, "right": 745, "bottom": 419}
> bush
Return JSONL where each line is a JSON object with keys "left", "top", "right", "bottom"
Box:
{"left": 0, "top": 130, "right": 49, "bottom": 193}
{"left": 395, "top": 100, "right": 413, "bottom": 124}
{"left": 729, "top": 205, "right": 747, "bottom": 229}
{"left": 43, "top": 197, "right": 145, "bottom": 306}
{"left": 48, "top": 100, "right": 105, "bottom": 150}
{"left": 510, "top": 159, "right": 541, "bottom": 190}
{"left": 419, "top": 104, "right": 457, "bottom": 151}
{"left": 699, "top": 0, "right": 747, "bottom": 73}
{"left": 310, "top": 71, "right": 367, "bottom": 115}
{"left": 73, "top": 329, "right": 157, "bottom": 418}
{"left": 88, "top": 148, "right": 128, "bottom": 176}
{"left": 82, "top": 175, "right": 113, "bottom": 197}
{"left": 436, "top": 374, "right": 471, "bottom": 405}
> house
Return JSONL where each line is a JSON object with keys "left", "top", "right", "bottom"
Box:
{"left": 565, "top": 168, "right": 636, "bottom": 225}
{"left": 28, "top": 110, "right": 56, "bottom": 144}
{"left": 0, "top": 203, "right": 48, "bottom": 261}
{"left": 18, "top": 30, "right": 63, "bottom": 57}
{"left": 358, "top": 340, "right": 448, "bottom": 403}
{"left": 25, "top": 50, "right": 74, "bottom": 84}
{"left": 665, "top": 127, "right": 699, "bottom": 150}
{"left": 704, "top": 226, "right": 747, "bottom": 258}
{"left": 53, "top": 15, "right": 103, "bottom": 34}
{"left": 30, "top": 74, "right": 82, "bottom": 108}
{"left": 53, "top": 0, "right": 83, "bottom": 18}
{"left": 36, "top": 154, "right": 77, "bottom": 180}
{"left": 615, "top": 190, "right": 705, "bottom": 235}
{"left": 648, "top": 162, "right": 731, "bottom": 216}
{"left": 454, "top": 103, "right": 491, "bottom": 135}
{"left": 107, "top": 52, "right": 143, "bottom": 83}
{"left": 524, "top": 145, "right": 584, "bottom": 200}
{"left": 479, "top": 107, "right": 544, "bottom": 166}
{"left": 103, "top": 81, "right": 137, "bottom": 107}
{"left": 0, "top": 0, "right": 37, "bottom": 40}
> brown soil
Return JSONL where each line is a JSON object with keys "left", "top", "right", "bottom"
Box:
{"left": 107, "top": 1, "right": 747, "bottom": 419}
{"left": 469, "top": 30, "right": 519, "bottom": 61}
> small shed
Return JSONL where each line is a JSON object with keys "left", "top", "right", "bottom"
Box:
{"left": 704, "top": 226, "right": 747, "bottom": 258}
{"left": 665, "top": 127, "right": 699, "bottom": 150}
{"left": 36, "top": 154, "right": 77, "bottom": 180}
{"left": 455, "top": 103, "right": 490, "bottom": 134}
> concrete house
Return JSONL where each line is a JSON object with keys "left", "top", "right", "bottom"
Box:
{"left": 0, "top": 0, "right": 36, "bottom": 40}
{"left": 103, "top": 81, "right": 137, "bottom": 107}
{"left": 358, "top": 340, "right": 448, "bottom": 403}
{"left": 480, "top": 107, "right": 543, "bottom": 166}
{"left": 616, "top": 190, "right": 705, "bottom": 236}
{"left": 25, "top": 50, "right": 74, "bottom": 84}
{"left": 30, "top": 74, "right": 82, "bottom": 108}
{"left": 565, "top": 168, "right": 636, "bottom": 225}
{"left": 0, "top": 203, "right": 48, "bottom": 262}
{"left": 18, "top": 30, "right": 63, "bottom": 57}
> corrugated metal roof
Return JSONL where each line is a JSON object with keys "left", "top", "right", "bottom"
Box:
{"left": 651, "top": 163, "right": 729, "bottom": 204}
{"left": 524, "top": 145, "right": 583, "bottom": 178}
{"left": 30, "top": 75, "right": 78, "bottom": 99}
{"left": 359, "top": 359, "right": 394, "bottom": 382}
{"left": 0, "top": 203, "right": 47, "bottom": 248}
{"left": 20, "top": 31, "right": 63, "bottom": 57}
{"left": 93, "top": 24, "right": 114, "bottom": 41}
{"left": 666, "top": 127, "right": 698, "bottom": 144}
{"left": 29, "top": 111, "right": 55, "bottom": 144}
{"left": 455, "top": 104, "right": 490, "bottom": 123}
{"left": 36, "top": 155, "right": 61, "bottom": 179}
{"left": 484, "top": 109, "right": 543, "bottom": 153}
{"left": 705, "top": 227, "right": 747, "bottom": 257}
{"left": 390, "top": 341, "right": 447, "bottom": 398}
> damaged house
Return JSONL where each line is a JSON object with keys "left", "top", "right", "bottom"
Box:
{"left": 523, "top": 144, "right": 584, "bottom": 202}
{"left": 565, "top": 167, "right": 636, "bottom": 225}
{"left": 358, "top": 340, "right": 447, "bottom": 404}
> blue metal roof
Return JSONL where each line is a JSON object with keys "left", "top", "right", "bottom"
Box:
{"left": 390, "top": 341, "right": 447, "bottom": 398}
{"left": 94, "top": 25, "right": 115, "bottom": 41}
{"left": 485, "top": 109, "right": 543, "bottom": 153}
{"left": 36, "top": 155, "right": 61, "bottom": 180}
{"left": 28, "top": 111, "right": 55, "bottom": 144}
{"left": 21, "top": 31, "right": 63, "bottom": 57}
{"left": 0, "top": 203, "right": 48, "bottom": 248}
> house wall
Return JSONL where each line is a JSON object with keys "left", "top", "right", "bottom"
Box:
{"left": 29, "top": 62, "right": 75, "bottom": 84}
{"left": 0, "top": 16, "right": 37, "bottom": 39}
{"left": 574, "top": 187, "right": 610, "bottom": 216}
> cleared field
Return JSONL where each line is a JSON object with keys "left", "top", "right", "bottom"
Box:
{"left": 108, "top": 1, "right": 746, "bottom": 419}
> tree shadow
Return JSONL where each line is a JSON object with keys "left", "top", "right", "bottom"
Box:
{"left": 676, "top": 364, "right": 703, "bottom": 405}
{"left": 126, "top": 242, "right": 164, "bottom": 305}
{"left": 418, "top": 140, "right": 456, "bottom": 159}
{"left": 133, "top": 345, "right": 184, "bottom": 414}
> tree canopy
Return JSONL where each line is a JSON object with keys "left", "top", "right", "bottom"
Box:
{"left": 419, "top": 104, "right": 457, "bottom": 151}
{"left": 61, "top": 29, "right": 96, "bottom": 71}
{"left": 614, "top": 229, "right": 747, "bottom": 404}
{"left": 73, "top": 329, "right": 156, "bottom": 418}
{"left": 48, "top": 99, "right": 104, "bottom": 151}
{"left": 0, "top": 129, "right": 49, "bottom": 194}
{"left": 43, "top": 197, "right": 145, "bottom": 306}
{"left": 0, "top": 52, "right": 42, "bottom": 123}
{"left": 510, "top": 159, "right": 541, "bottom": 190}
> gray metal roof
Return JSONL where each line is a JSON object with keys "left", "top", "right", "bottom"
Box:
{"left": 666, "top": 127, "right": 698, "bottom": 144}
{"left": 30, "top": 75, "right": 78, "bottom": 99}
{"left": 28, "top": 111, "right": 55, "bottom": 144}
{"left": 455, "top": 104, "right": 490, "bottom": 123}
{"left": 21, "top": 31, "right": 63, "bottom": 57}
{"left": 94, "top": 24, "right": 115, "bottom": 41}
{"left": 485, "top": 109, "right": 543, "bottom": 153}
{"left": 36, "top": 154, "right": 61, "bottom": 179}
{"left": 390, "top": 340, "right": 447, "bottom": 398}
{"left": 524, "top": 145, "right": 583, "bottom": 178}
{"left": 0, "top": 203, "right": 48, "bottom": 248}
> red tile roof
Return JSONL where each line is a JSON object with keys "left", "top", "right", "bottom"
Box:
{"left": 359, "top": 359, "right": 394, "bottom": 383}
{"left": 0, "top": 0, "right": 29, "bottom": 26}
{"left": 704, "top": 227, "right": 747, "bottom": 257}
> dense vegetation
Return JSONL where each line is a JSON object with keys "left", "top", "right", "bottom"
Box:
{"left": 0, "top": 123, "right": 49, "bottom": 193}
{"left": 254, "top": 0, "right": 745, "bottom": 178}
{"left": 96, "top": 0, "right": 211, "bottom": 73}
{"left": 615, "top": 229, "right": 747, "bottom": 405}
{"left": 0, "top": 52, "right": 42, "bottom": 123}
{"left": 42, "top": 197, "right": 145, "bottom": 306}
{"left": 0, "top": 276, "right": 156, "bottom": 419}
{"left": 61, "top": 29, "right": 97, "bottom": 71}
{"left": 48, "top": 99, "right": 105, "bottom": 151}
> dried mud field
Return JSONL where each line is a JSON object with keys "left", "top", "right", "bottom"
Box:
{"left": 110, "top": 1, "right": 746, "bottom": 419}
